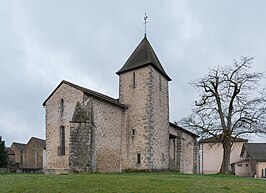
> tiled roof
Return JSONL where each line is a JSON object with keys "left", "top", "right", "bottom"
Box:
{"left": 241, "top": 143, "right": 266, "bottom": 162}
{"left": 169, "top": 122, "right": 199, "bottom": 138}
{"left": 12, "top": 142, "right": 26, "bottom": 152}
{"left": 199, "top": 135, "right": 248, "bottom": 143}
{"left": 116, "top": 36, "right": 171, "bottom": 81}
{"left": 43, "top": 80, "right": 127, "bottom": 109}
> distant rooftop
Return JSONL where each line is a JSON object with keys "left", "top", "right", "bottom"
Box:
{"left": 241, "top": 143, "right": 266, "bottom": 162}
{"left": 12, "top": 142, "right": 26, "bottom": 152}
{"left": 199, "top": 135, "right": 248, "bottom": 143}
{"left": 29, "top": 137, "right": 46, "bottom": 149}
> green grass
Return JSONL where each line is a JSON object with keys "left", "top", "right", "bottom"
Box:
{"left": 0, "top": 172, "right": 265, "bottom": 193}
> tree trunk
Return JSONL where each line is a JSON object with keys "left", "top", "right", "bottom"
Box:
{"left": 220, "top": 140, "right": 231, "bottom": 174}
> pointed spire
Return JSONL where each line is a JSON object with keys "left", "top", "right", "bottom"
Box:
{"left": 143, "top": 13, "right": 148, "bottom": 37}
{"left": 116, "top": 36, "right": 171, "bottom": 81}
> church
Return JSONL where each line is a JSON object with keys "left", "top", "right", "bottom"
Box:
{"left": 43, "top": 35, "right": 199, "bottom": 174}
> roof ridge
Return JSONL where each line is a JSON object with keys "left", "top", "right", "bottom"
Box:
{"left": 62, "top": 80, "right": 116, "bottom": 101}
{"left": 246, "top": 142, "right": 266, "bottom": 144}
{"left": 12, "top": 142, "right": 26, "bottom": 145}
{"left": 30, "top": 136, "right": 45, "bottom": 141}
{"left": 62, "top": 80, "right": 126, "bottom": 108}
{"left": 29, "top": 137, "right": 46, "bottom": 148}
{"left": 169, "top": 122, "right": 199, "bottom": 137}
{"left": 43, "top": 80, "right": 127, "bottom": 108}
{"left": 199, "top": 135, "right": 248, "bottom": 143}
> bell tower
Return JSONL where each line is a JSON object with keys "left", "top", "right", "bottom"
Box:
{"left": 116, "top": 36, "right": 171, "bottom": 170}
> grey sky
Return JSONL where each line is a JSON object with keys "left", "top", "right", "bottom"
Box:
{"left": 1, "top": 0, "right": 266, "bottom": 146}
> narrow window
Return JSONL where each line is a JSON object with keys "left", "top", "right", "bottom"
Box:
{"left": 58, "top": 126, "right": 65, "bottom": 156}
{"left": 137, "top": 153, "right": 141, "bottom": 164}
{"left": 131, "top": 129, "right": 136, "bottom": 136}
{"left": 60, "top": 99, "right": 64, "bottom": 117}
{"left": 246, "top": 164, "right": 248, "bottom": 167}
{"left": 159, "top": 75, "right": 162, "bottom": 91}
{"left": 133, "top": 72, "right": 136, "bottom": 88}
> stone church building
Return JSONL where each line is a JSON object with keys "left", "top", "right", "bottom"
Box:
{"left": 43, "top": 36, "right": 199, "bottom": 174}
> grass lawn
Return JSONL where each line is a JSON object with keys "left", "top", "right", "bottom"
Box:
{"left": 0, "top": 172, "right": 265, "bottom": 193}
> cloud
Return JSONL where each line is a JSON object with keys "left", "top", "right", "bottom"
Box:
{"left": 0, "top": 0, "right": 265, "bottom": 145}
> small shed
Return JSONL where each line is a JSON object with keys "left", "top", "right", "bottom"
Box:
{"left": 233, "top": 143, "right": 266, "bottom": 178}
{"left": 11, "top": 142, "right": 26, "bottom": 169}
{"left": 5, "top": 147, "right": 17, "bottom": 172}
{"left": 22, "top": 137, "right": 46, "bottom": 172}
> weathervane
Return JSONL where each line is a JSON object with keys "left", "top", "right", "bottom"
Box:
{"left": 143, "top": 13, "right": 148, "bottom": 37}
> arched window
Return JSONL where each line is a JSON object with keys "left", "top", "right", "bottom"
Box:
{"left": 58, "top": 126, "right": 65, "bottom": 156}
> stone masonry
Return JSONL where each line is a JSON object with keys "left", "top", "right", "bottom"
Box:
{"left": 69, "top": 101, "right": 96, "bottom": 172}
{"left": 43, "top": 36, "right": 199, "bottom": 174}
{"left": 119, "top": 66, "right": 169, "bottom": 170}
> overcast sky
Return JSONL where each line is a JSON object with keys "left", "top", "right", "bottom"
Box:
{"left": 1, "top": 0, "right": 266, "bottom": 146}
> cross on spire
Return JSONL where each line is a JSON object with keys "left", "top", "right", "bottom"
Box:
{"left": 143, "top": 13, "right": 148, "bottom": 37}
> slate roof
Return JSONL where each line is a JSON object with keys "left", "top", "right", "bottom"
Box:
{"left": 241, "top": 143, "right": 266, "bottom": 162}
{"left": 12, "top": 142, "right": 26, "bottom": 152}
{"left": 169, "top": 122, "right": 199, "bottom": 138}
{"left": 30, "top": 137, "right": 46, "bottom": 149}
{"left": 116, "top": 36, "right": 171, "bottom": 81}
{"left": 43, "top": 80, "right": 127, "bottom": 109}
{"left": 199, "top": 135, "right": 248, "bottom": 143}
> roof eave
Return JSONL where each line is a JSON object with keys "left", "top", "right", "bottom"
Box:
{"left": 116, "top": 63, "right": 172, "bottom": 81}
{"left": 169, "top": 122, "right": 199, "bottom": 138}
{"left": 43, "top": 80, "right": 127, "bottom": 109}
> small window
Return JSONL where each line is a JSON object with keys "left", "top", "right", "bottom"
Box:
{"left": 133, "top": 72, "right": 136, "bottom": 88}
{"left": 131, "top": 129, "right": 136, "bottom": 136}
{"left": 60, "top": 99, "right": 64, "bottom": 117}
{"left": 237, "top": 164, "right": 242, "bottom": 167}
{"left": 137, "top": 153, "right": 141, "bottom": 164}
{"left": 246, "top": 164, "right": 248, "bottom": 167}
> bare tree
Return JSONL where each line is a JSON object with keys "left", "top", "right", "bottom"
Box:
{"left": 180, "top": 57, "right": 266, "bottom": 174}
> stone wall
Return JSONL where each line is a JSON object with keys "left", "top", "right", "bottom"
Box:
{"left": 182, "top": 132, "right": 197, "bottom": 174}
{"left": 45, "top": 83, "right": 83, "bottom": 171}
{"left": 119, "top": 66, "right": 169, "bottom": 171}
{"left": 44, "top": 65, "right": 199, "bottom": 173}
{"left": 149, "top": 67, "right": 169, "bottom": 170}
{"left": 69, "top": 101, "right": 96, "bottom": 172}
{"left": 45, "top": 82, "right": 125, "bottom": 173}
{"left": 169, "top": 125, "right": 198, "bottom": 174}
{"left": 83, "top": 95, "right": 125, "bottom": 172}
